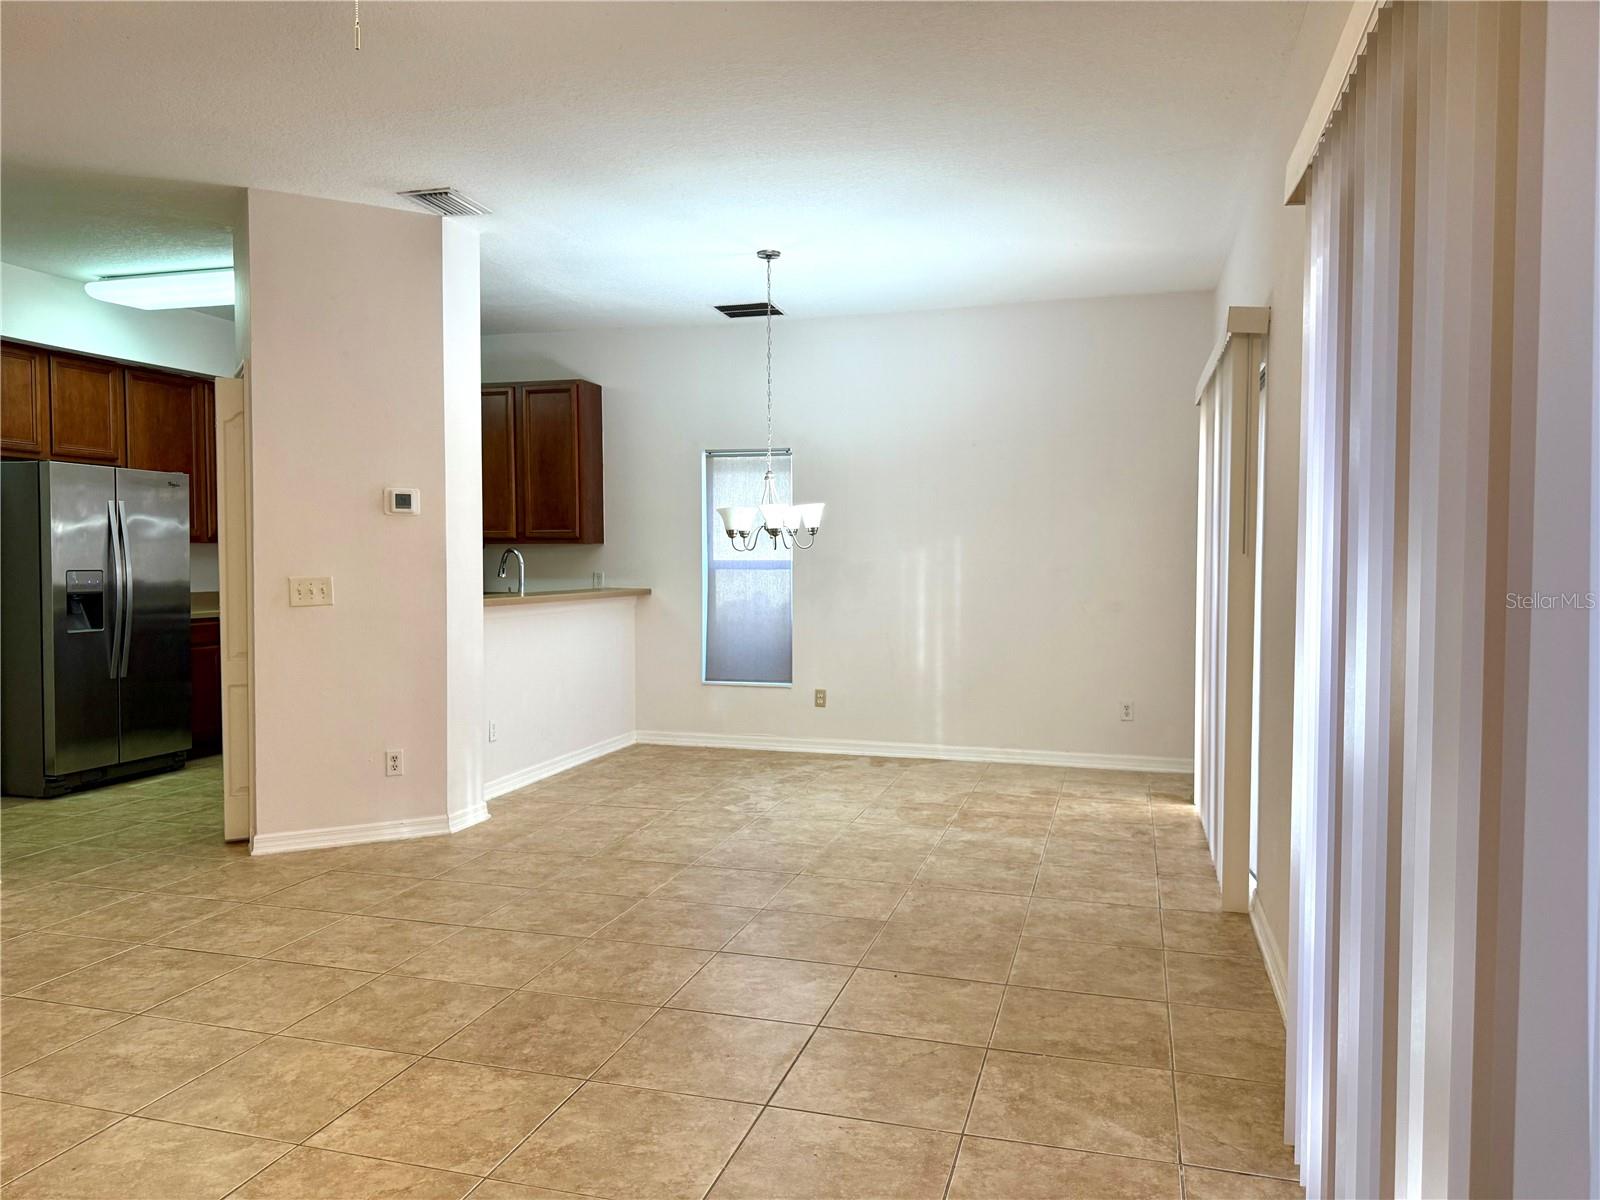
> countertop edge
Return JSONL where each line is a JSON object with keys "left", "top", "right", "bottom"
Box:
{"left": 484, "top": 587, "right": 651, "bottom": 607}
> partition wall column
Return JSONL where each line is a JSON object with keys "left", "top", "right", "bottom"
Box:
{"left": 244, "top": 190, "right": 485, "bottom": 850}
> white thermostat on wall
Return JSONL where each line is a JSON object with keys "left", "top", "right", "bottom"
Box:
{"left": 384, "top": 488, "right": 421, "bottom": 515}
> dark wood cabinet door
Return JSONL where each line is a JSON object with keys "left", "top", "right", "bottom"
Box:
{"left": 518, "top": 382, "right": 582, "bottom": 540}
{"left": 1, "top": 342, "right": 49, "bottom": 459}
{"left": 481, "top": 386, "right": 519, "bottom": 541}
{"left": 126, "top": 367, "right": 214, "bottom": 542}
{"left": 125, "top": 367, "right": 196, "bottom": 473}
{"left": 573, "top": 380, "right": 604, "bottom": 544}
{"left": 192, "top": 383, "right": 218, "bottom": 543}
{"left": 190, "top": 618, "right": 222, "bottom": 756}
{"left": 513, "top": 380, "right": 603, "bottom": 543}
{"left": 48, "top": 353, "right": 125, "bottom": 464}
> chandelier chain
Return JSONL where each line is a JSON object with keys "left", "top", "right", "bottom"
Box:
{"left": 764, "top": 254, "right": 774, "bottom": 479}
{"left": 717, "top": 247, "right": 821, "bottom": 553}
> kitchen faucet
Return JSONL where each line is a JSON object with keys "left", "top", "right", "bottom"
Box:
{"left": 496, "top": 547, "right": 526, "bottom": 597}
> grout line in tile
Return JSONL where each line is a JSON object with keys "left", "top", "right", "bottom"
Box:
{"left": 10, "top": 1079, "right": 1306, "bottom": 1196}
{"left": 0, "top": 1112, "right": 137, "bottom": 1192}
{"left": 1152, "top": 806, "right": 1186, "bottom": 1169}
{"left": 5, "top": 754, "right": 1250, "bottom": 1200}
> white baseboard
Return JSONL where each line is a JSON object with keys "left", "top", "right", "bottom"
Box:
{"left": 448, "top": 802, "right": 490, "bottom": 833}
{"left": 634, "top": 730, "right": 1192, "bottom": 775}
{"left": 253, "top": 728, "right": 1184, "bottom": 857}
{"left": 1251, "top": 892, "right": 1290, "bottom": 1022}
{"left": 251, "top": 813, "right": 454, "bottom": 857}
{"left": 483, "top": 730, "right": 639, "bottom": 801}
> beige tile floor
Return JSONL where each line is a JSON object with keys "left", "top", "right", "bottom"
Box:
{"left": 0, "top": 748, "right": 1304, "bottom": 1200}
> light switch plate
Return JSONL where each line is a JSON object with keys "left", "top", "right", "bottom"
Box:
{"left": 289, "top": 577, "right": 333, "bottom": 607}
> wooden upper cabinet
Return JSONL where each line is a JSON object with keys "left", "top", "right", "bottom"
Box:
{"left": 48, "top": 353, "right": 125, "bottom": 465}
{"left": 1, "top": 344, "right": 217, "bottom": 540}
{"left": 481, "top": 386, "right": 519, "bottom": 542}
{"left": 516, "top": 380, "right": 603, "bottom": 543}
{"left": 1, "top": 342, "right": 50, "bottom": 459}
{"left": 125, "top": 367, "right": 198, "bottom": 474}
{"left": 518, "top": 383, "right": 581, "bottom": 539}
{"left": 192, "top": 382, "right": 217, "bottom": 543}
{"left": 125, "top": 367, "right": 215, "bottom": 543}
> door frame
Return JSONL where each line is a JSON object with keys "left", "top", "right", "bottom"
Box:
{"left": 1194, "top": 307, "right": 1269, "bottom": 914}
{"left": 214, "top": 373, "right": 254, "bottom": 842}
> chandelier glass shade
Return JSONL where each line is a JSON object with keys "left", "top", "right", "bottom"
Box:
{"left": 716, "top": 250, "right": 824, "bottom": 552}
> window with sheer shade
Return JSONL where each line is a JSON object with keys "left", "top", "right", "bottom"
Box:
{"left": 703, "top": 451, "right": 793, "bottom": 685}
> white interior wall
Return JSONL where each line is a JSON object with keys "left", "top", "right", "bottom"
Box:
{"left": 244, "top": 189, "right": 481, "bottom": 847}
{"left": 190, "top": 544, "right": 220, "bottom": 593}
{"left": 484, "top": 291, "right": 1212, "bottom": 768}
{"left": 1210, "top": 0, "right": 1356, "bottom": 988}
{"left": 441, "top": 220, "right": 487, "bottom": 828}
{"left": 484, "top": 600, "right": 638, "bottom": 793}
{"left": 0, "top": 260, "right": 236, "bottom": 377}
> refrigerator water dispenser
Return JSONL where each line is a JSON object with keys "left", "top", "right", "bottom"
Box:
{"left": 64, "top": 570, "right": 105, "bottom": 633}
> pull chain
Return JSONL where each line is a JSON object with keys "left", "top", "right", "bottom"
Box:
{"left": 354, "top": 0, "right": 361, "bottom": 49}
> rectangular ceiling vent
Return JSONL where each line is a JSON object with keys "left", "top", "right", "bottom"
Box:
{"left": 715, "top": 302, "right": 783, "bottom": 318}
{"left": 398, "top": 188, "right": 491, "bottom": 217}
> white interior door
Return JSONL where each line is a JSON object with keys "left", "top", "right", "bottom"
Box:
{"left": 215, "top": 374, "right": 253, "bottom": 842}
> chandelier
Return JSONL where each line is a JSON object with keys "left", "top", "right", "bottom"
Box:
{"left": 717, "top": 250, "right": 825, "bottom": 551}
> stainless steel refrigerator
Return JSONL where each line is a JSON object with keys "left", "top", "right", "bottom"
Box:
{"left": 2, "top": 460, "right": 192, "bottom": 797}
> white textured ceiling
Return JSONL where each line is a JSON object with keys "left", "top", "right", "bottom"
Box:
{"left": 1, "top": 1, "right": 1307, "bottom": 332}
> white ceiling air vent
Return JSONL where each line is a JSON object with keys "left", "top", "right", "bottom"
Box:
{"left": 398, "top": 188, "right": 491, "bottom": 217}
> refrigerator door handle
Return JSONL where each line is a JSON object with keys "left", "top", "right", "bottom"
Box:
{"left": 115, "top": 500, "right": 134, "bottom": 679}
{"left": 106, "top": 499, "right": 125, "bottom": 679}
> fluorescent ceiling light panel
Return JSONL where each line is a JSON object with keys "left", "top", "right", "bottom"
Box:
{"left": 84, "top": 268, "right": 234, "bottom": 310}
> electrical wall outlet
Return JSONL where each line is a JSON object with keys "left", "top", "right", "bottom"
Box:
{"left": 385, "top": 749, "right": 404, "bottom": 776}
{"left": 1120, "top": 701, "right": 1135, "bottom": 722}
{"left": 814, "top": 689, "right": 827, "bottom": 708}
{"left": 289, "top": 577, "right": 333, "bottom": 607}
{"left": 488, "top": 720, "right": 498, "bottom": 743}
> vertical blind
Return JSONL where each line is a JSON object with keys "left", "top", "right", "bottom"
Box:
{"left": 1193, "top": 315, "right": 1267, "bottom": 916}
{"left": 1288, "top": 3, "right": 1600, "bottom": 1196}
{"left": 703, "top": 451, "right": 793, "bottom": 685}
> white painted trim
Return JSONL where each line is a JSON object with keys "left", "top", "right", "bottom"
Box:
{"left": 251, "top": 813, "right": 454, "bottom": 856}
{"left": 248, "top": 760, "right": 491, "bottom": 860}
{"left": 1194, "top": 305, "right": 1271, "bottom": 404}
{"left": 1193, "top": 331, "right": 1265, "bottom": 914}
{"left": 1284, "top": 0, "right": 1386, "bottom": 205}
{"left": 216, "top": 372, "right": 253, "bottom": 843}
{"left": 253, "top": 728, "right": 1189, "bottom": 855}
{"left": 1251, "top": 891, "right": 1290, "bottom": 1023}
{"left": 483, "top": 730, "right": 639, "bottom": 800}
{"left": 448, "top": 802, "right": 490, "bottom": 833}
{"left": 636, "top": 730, "right": 1192, "bottom": 775}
